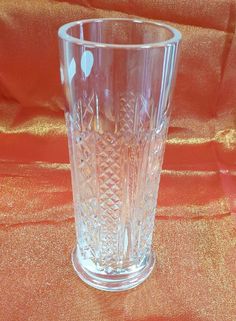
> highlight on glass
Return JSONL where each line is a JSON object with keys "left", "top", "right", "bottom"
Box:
{"left": 58, "top": 18, "right": 181, "bottom": 291}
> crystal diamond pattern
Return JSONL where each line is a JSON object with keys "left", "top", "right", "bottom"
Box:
{"left": 97, "top": 133, "right": 121, "bottom": 268}
{"left": 69, "top": 92, "right": 167, "bottom": 272}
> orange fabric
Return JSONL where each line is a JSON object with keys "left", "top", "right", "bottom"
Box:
{"left": 0, "top": 1, "right": 236, "bottom": 321}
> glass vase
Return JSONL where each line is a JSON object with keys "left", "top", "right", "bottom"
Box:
{"left": 58, "top": 18, "right": 181, "bottom": 291}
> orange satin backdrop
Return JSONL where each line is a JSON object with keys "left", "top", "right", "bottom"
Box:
{"left": 0, "top": 1, "right": 236, "bottom": 321}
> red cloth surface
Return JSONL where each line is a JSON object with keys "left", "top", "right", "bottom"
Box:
{"left": 0, "top": 1, "right": 235, "bottom": 321}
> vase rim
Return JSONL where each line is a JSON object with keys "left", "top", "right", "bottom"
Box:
{"left": 58, "top": 18, "right": 182, "bottom": 49}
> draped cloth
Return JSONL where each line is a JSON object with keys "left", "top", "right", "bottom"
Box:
{"left": 0, "top": 1, "right": 235, "bottom": 320}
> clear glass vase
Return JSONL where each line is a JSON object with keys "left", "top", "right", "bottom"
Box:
{"left": 58, "top": 18, "right": 181, "bottom": 291}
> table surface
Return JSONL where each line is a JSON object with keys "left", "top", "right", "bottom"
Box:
{"left": 0, "top": 1, "right": 236, "bottom": 320}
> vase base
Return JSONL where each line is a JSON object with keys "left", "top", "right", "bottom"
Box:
{"left": 71, "top": 246, "right": 156, "bottom": 292}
